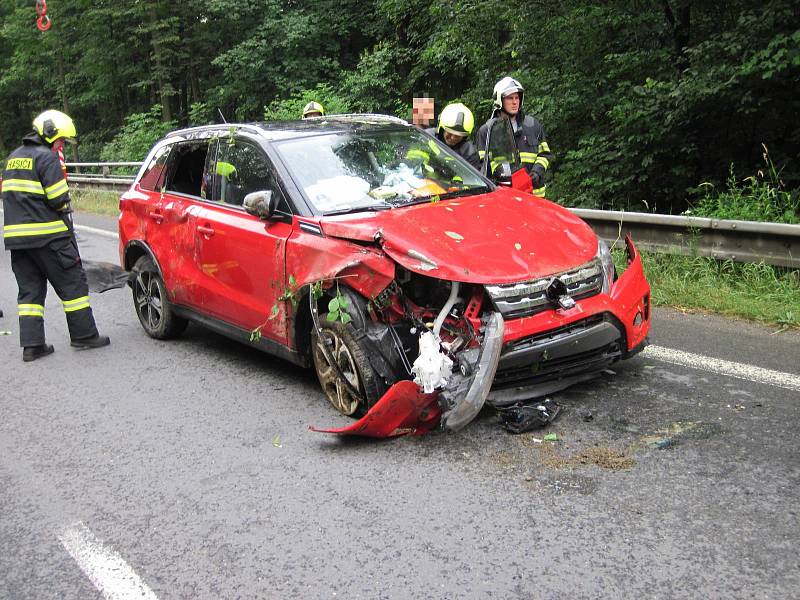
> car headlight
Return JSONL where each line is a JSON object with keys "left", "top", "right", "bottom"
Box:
{"left": 597, "top": 239, "right": 615, "bottom": 294}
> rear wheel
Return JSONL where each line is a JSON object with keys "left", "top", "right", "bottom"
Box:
{"left": 311, "top": 317, "right": 383, "bottom": 417}
{"left": 132, "top": 256, "right": 188, "bottom": 339}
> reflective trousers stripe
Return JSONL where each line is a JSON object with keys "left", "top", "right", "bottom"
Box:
{"left": 19, "top": 303, "right": 45, "bottom": 317}
{"left": 62, "top": 296, "right": 91, "bottom": 312}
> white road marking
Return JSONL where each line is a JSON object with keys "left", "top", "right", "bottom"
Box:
{"left": 74, "top": 223, "right": 118, "bottom": 239}
{"left": 58, "top": 522, "right": 159, "bottom": 600}
{"left": 643, "top": 345, "right": 800, "bottom": 392}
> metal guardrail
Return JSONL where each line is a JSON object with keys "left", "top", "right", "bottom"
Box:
{"left": 572, "top": 208, "right": 799, "bottom": 269}
{"left": 66, "top": 161, "right": 138, "bottom": 192}
{"left": 66, "top": 162, "right": 799, "bottom": 268}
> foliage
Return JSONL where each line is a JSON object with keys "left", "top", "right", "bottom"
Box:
{"left": 100, "top": 106, "right": 176, "bottom": 163}
{"left": 326, "top": 286, "right": 352, "bottom": 325}
{"left": 613, "top": 249, "right": 800, "bottom": 329}
{"left": 688, "top": 150, "right": 800, "bottom": 224}
{"left": 263, "top": 84, "right": 351, "bottom": 121}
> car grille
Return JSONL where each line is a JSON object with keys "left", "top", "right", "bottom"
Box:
{"left": 493, "top": 315, "right": 623, "bottom": 390}
{"left": 485, "top": 259, "right": 603, "bottom": 319}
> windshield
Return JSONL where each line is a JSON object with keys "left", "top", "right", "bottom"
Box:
{"left": 274, "top": 128, "right": 490, "bottom": 214}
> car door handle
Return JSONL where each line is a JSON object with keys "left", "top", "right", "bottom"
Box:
{"left": 197, "top": 225, "right": 215, "bottom": 237}
{"left": 148, "top": 211, "right": 163, "bottom": 224}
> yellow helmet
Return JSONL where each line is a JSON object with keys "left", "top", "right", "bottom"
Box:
{"left": 437, "top": 103, "right": 475, "bottom": 137}
{"left": 33, "top": 110, "right": 77, "bottom": 144}
{"left": 302, "top": 101, "right": 325, "bottom": 119}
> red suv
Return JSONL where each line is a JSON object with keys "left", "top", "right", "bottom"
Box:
{"left": 119, "top": 115, "right": 650, "bottom": 434}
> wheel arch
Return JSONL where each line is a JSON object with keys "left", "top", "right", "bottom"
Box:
{"left": 124, "top": 240, "right": 164, "bottom": 278}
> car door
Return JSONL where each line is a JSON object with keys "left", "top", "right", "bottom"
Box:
{"left": 192, "top": 136, "right": 293, "bottom": 342}
{"left": 146, "top": 139, "right": 215, "bottom": 310}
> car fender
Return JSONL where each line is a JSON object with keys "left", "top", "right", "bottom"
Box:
{"left": 123, "top": 239, "right": 165, "bottom": 278}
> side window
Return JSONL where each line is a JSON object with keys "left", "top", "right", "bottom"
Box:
{"left": 164, "top": 142, "right": 210, "bottom": 198}
{"left": 138, "top": 144, "right": 172, "bottom": 192}
{"left": 210, "top": 139, "right": 289, "bottom": 212}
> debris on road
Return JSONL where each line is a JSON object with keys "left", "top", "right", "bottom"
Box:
{"left": 82, "top": 260, "right": 134, "bottom": 293}
{"left": 497, "top": 398, "right": 561, "bottom": 434}
{"left": 543, "top": 433, "right": 560, "bottom": 442}
{"left": 640, "top": 420, "right": 723, "bottom": 449}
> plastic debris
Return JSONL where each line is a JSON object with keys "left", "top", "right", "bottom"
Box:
{"left": 648, "top": 438, "right": 674, "bottom": 449}
{"left": 543, "top": 433, "right": 559, "bottom": 442}
{"left": 272, "top": 435, "right": 282, "bottom": 448}
{"left": 411, "top": 331, "right": 453, "bottom": 393}
{"left": 497, "top": 398, "right": 561, "bottom": 434}
{"left": 0, "top": 331, "right": 11, "bottom": 336}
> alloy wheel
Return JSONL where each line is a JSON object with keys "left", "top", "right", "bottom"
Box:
{"left": 134, "top": 270, "right": 164, "bottom": 332}
{"left": 312, "top": 329, "right": 362, "bottom": 416}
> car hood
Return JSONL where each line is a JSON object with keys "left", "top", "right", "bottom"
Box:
{"left": 318, "top": 187, "right": 598, "bottom": 284}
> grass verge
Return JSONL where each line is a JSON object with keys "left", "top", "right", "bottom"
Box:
{"left": 71, "top": 189, "right": 120, "bottom": 217}
{"left": 615, "top": 250, "right": 800, "bottom": 330}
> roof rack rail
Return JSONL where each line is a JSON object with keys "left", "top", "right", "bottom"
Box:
{"left": 320, "top": 113, "right": 409, "bottom": 125}
{"left": 165, "top": 123, "right": 263, "bottom": 138}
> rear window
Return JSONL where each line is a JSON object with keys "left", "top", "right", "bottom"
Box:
{"left": 164, "top": 142, "right": 211, "bottom": 198}
{"left": 138, "top": 144, "right": 172, "bottom": 192}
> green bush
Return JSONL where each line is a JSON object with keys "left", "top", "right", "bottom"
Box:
{"left": 100, "top": 106, "right": 177, "bottom": 168}
{"left": 688, "top": 149, "right": 800, "bottom": 224}
{"left": 263, "top": 84, "right": 352, "bottom": 122}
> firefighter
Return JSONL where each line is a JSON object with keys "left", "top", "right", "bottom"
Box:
{"left": 476, "top": 77, "right": 553, "bottom": 195}
{"left": 426, "top": 102, "right": 481, "bottom": 170}
{"left": 1, "top": 110, "right": 110, "bottom": 361}
{"left": 302, "top": 101, "right": 325, "bottom": 119}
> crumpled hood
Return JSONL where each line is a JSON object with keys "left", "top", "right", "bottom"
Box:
{"left": 318, "top": 187, "right": 598, "bottom": 284}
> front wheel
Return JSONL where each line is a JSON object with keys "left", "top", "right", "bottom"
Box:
{"left": 132, "top": 256, "right": 188, "bottom": 339}
{"left": 311, "top": 317, "right": 383, "bottom": 417}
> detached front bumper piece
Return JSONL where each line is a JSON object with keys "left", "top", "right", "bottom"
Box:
{"left": 309, "top": 380, "right": 441, "bottom": 438}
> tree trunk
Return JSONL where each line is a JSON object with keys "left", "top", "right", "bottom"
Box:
{"left": 661, "top": 0, "right": 691, "bottom": 72}
{"left": 148, "top": 7, "right": 172, "bottom": 122}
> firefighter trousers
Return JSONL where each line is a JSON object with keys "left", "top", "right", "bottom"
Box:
{"left": 10, "top": 236, "right": 99, "bottom": 347}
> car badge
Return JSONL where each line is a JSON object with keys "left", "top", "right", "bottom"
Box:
{"left": 546, "top": 278, "right": 576, "bottom": 310}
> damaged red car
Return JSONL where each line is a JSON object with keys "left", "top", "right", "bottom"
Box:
{"left": 118, "top": 115, "right": 650, "bottom": 436}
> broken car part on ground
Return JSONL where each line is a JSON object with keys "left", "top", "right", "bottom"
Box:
{"left": 117, "top": 115, "right": 651, "bottom": 438}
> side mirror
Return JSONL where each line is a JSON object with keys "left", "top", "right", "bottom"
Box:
{"left": 243, "top": 190, "right": 276, "bottom": 219}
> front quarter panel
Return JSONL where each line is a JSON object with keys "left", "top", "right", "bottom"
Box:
{"left": 609, "top": 237, "right": 651, "bottom": 351}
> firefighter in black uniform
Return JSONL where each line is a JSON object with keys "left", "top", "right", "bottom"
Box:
{"left": 476, "top": 77, "right": 553, "bottom": 196}
{"left": 2, "top": 110, "right": 110, "bottom": 361}
{"left": 425, "top": 102, "right": 481, "bottom": 170}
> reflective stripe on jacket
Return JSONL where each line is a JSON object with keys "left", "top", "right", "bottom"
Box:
{"left": 2, "top": 132, "right": 71, "bottom": 249}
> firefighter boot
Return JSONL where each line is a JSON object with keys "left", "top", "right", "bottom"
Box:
{"left": 23, "top": 344, "right": 55, "bottom": 362}
{"left": 70, "top": 334, "right": 111, "bottom": 350}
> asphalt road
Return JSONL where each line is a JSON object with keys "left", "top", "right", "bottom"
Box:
{"left": 1, "top": 213, "right": 799, "bottom": 599}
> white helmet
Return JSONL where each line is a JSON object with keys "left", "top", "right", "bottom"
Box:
{"left": 492, "top": 77, "right": 525, "bottom": 111}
